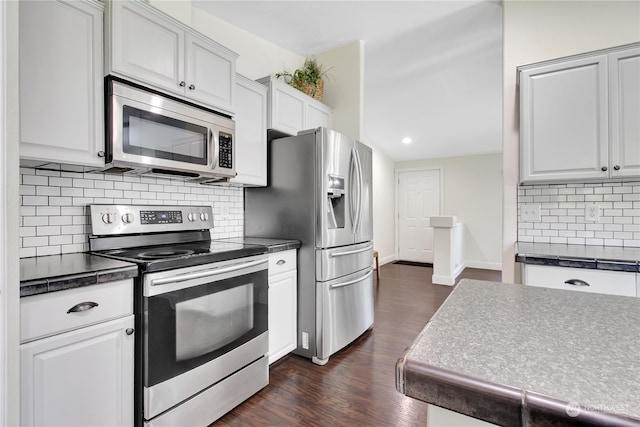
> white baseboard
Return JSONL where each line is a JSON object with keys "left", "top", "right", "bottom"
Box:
{"left": 464, "top": 260, "right": 502, "bottom": 271}
{"left": 432, "top": 274, "right": 455, "bottom": 286}
{"left": 379, "top": 254, "right": 396, "bottom": 266}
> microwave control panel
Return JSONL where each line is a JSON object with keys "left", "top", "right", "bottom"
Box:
{"left": 218, "top": 133, "right": 233, "bottom": 169}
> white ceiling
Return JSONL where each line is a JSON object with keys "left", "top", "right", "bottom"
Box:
{"left": 192, "top": 1, "right": 503, "bottom": 161}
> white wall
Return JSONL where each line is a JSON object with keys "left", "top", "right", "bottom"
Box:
{"left": 367, "top": 140, "right": 396, "bottom": 265}
{"left": 502, "top": 0, "right": 640, "bottom": 282}
{"left": 150, "top": 0, "right": 304, "bottom": 80}
{"left": 397, "top": 154, "right": 503, "bottom": 269}
{"left": 316, "top": 41, "right": 365, "bottom": 141}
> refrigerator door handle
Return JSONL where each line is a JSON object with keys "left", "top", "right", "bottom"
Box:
{"left": 329, "top": 268, "right": 374, "bottom": 289}
{"left": 349, "top": 148, "right": 358, "bottom": 230}
{"left": 350, "top": 147, "right": 363, "bottom": 234}
{"left": 354, "top": 147, "right": 364, "bottom": 234}
{"left": 329, "top": 243, "right": 374, "bottom": 257}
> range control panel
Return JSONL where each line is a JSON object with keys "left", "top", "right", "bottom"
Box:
{"left": 90, "top": 205, "right": 213, "bottom": 236}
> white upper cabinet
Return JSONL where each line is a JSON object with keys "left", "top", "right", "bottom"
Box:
{"left": 519, "top": 43, "right": 640, "bottom": 184}
{"left": 231, "top": 75, "right": 268, "bottom": 187}
{"left": 609, "top": 46, "right": 640, "bottom": 178}
{"left": 19, "top": 0, "right": 105, "bottom": 167}
{"left": 106, "top": 0, "right": 237, "bottom": 114}
{"left": 257, "top": 76, "right": 332, "bottom": 136}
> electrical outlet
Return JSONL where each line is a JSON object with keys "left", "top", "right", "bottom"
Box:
{"left": 521, "top": 204, "right": 541, "bottom": 222}
{"left": 585, "top": 204, "right": 600, "bottom": 222}
{"left": 302, "top": 332, "right": 309, "bottom": 349}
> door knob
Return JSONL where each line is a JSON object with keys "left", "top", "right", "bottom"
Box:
{"left": 601, "top": 166, "right": 608, "bottom": 172}
{"left": 614, "top": 165, "right": 620, "bottom": 170}
{"left": 179, "top": 81, "right": 186, "bottom": 87}
{"left": 188, "top": 84, "right": 196, "bottom": 90}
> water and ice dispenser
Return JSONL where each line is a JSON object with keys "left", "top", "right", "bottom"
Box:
{"left": 327, "top": 174, "right": 345, "bottom": 229}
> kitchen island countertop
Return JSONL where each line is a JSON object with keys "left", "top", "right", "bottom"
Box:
{"left": 396, "top": 279, "right": 640, "bottom": 426}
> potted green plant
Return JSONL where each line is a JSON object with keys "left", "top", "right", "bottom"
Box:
{"left": 275, "top": 58, "right": 332, "bottom": 101}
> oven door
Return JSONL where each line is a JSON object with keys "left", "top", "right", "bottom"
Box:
{"left": 142, "top": 255, "right": 268, "bottom": 420}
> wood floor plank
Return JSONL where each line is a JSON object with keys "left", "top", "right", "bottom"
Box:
{"left": 213, "top": 264, "right": 501, "bottom": 426}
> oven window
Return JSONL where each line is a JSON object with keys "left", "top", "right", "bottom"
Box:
{"left": 144, "top": 269, "right": 267, "bottom": 387}
{"left": 175, "top": 284, "right": 254, "bottom": 361}
{"left": 123, "top": 105, "right": 208, "bottom": 165}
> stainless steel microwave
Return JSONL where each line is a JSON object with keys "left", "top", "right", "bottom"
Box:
{"left": 101, "top": 78, "right": 236, "bottom": 182}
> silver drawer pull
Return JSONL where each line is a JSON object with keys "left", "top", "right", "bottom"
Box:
{"left": 67, "top": 301, "right": 99, "bottom": 314}
{"left": 329, "top": 244, "right": 373, "bottom": 257}
{"left": 276, "top": 259, "right": 286, "bottom": 265}
{"left": 564, "top": 279, "right": 590, "bottom": 287}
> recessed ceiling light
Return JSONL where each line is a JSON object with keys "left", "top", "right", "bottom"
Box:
{"left": 402, "top": 137, "right": 412, "bottom": 144}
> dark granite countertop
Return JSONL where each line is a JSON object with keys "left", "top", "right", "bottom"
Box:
{"left": 212, "top": 237, "right": 301, "bottom": 253}
{"left": 20, "top": 253, "right": 138, "bottom": 297}
{"left": 396, "top": 279, "right": 640, "bottom": 426}
{"left": 516, "top": 242, "right": 640, "bottom": 272}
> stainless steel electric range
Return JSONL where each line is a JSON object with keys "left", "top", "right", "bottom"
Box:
{"left": 89, "top": 204, "right": 269, "bottom": 427}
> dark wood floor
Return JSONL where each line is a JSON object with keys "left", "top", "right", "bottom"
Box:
{"left": 215, "top": 263, "right": 501, "bottom": 426}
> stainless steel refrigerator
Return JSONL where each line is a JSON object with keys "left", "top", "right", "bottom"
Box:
{"left": 245, "top": 127, "right": 374, "bottom": 365}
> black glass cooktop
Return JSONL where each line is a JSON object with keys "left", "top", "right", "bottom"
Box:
{"left": 94, "top": 240, "right": 267, "bottom": 273}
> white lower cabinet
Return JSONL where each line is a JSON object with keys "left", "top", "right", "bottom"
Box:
{"left": 268, "top": 250, "right": 297, "bottom": 364}
{"left": 523, "top": 264, "right": 636, "bottom": 297}
{"left": 20, "top": 280, "right": 134, "bottom": 427}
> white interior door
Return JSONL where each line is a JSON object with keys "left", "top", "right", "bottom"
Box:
{"left": 398, "top": 170, "right": 441, "bottom": 263}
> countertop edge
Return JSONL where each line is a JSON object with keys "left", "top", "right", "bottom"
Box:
{"left": 397, "top": 359, "right": 640, "bottom": 426}
{"left": 398, "top": 358, "right": 523, "bottom": 426}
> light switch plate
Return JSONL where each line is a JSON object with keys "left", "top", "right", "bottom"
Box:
{"left": 521, "top": 204, "right": 541, "bottom": 222}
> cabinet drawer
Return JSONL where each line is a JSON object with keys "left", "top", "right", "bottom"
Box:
{"left": 268, "top": 250, "right": 296, "bottom": 276}
{"left": 524, "top": 265, "right": 636, "bottom": 297}
{"left": 21, "top": 279, "right": 133, "bottom": 343}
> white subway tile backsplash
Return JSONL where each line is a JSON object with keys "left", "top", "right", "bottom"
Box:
{"left": 518, "top": 180, "right": 640, "bottom": 247}
{"left": 19, "top": 167, "right": 245, "bottom": 258}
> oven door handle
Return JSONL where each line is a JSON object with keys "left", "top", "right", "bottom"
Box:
{"left": 150, "top": 258, "right": 267, "bottom": 287}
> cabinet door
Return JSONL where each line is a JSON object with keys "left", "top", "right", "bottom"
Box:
{"left": 185, "top": 33, "right": 236, "bottom": 113}
{"left": 609, "top": 47, "right": 640, "bottom": 178}
{"left": 21, "top": 315, "right": 134, "bottom": 427}
{"left": 110, "top": 0, "right": 184, "bottom": 96}
{"left": 268, "top": 269, "right": 297, "bottom": 364}
{"left": 520, "top": 55, "right": 609, "bottom": 183}
{"left": 306, "top": 101, "right": 332, "bottom": 130}
{"left": 232, "top": 75, "right": 267, "bottom": 186}
{"left": 19, "top": 0, "right": 104, "bottom": 167}
{"left": 270, "top": 82, "right": 306, "bottom": 135}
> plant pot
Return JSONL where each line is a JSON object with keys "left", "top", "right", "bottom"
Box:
{"left": 300, "top": 79, "right": 324, "bottom": 101}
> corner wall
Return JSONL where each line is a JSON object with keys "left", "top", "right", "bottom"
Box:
{"left": 502, "top": 0, "right": 640, "bottom": 282}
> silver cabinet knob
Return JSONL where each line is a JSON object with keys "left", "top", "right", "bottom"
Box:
{"left": 122, "top": 213, "right": 134, "bottom": 224}
{"left": 97, "top": 151, "right": 105, "bottom": 158}
{"left": 614, "top": 165, "right": 620, "bottom": 171}
{"left": 601, "top": 166, "right": 608, "bottom": 172}
{"left": 179, "top": 81, "right": 186, "bottom": 87}
{"left": 188, "top": 84, "right": 195, "bottom": 90}
{"left": 126, "top": 328, "right": 134, "bottom": 335}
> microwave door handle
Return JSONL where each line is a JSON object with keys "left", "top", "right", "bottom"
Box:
{"left": 209, "top": 127, "right": 218, "bottom": 170}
